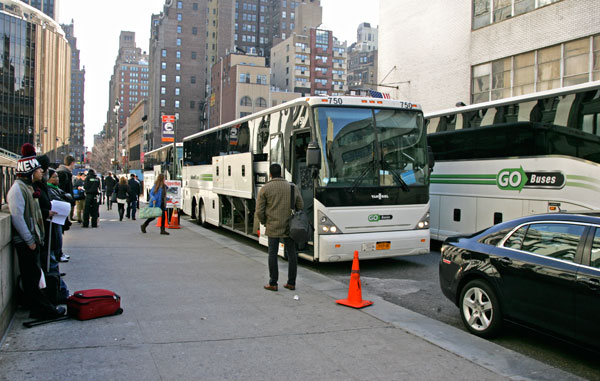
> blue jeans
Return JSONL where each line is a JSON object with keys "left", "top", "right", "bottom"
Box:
{"left": 127, "top": 198, "right": 137, "bottom": 218}
{"left": 267, "top": 237, "right": 297, "bottom": 286}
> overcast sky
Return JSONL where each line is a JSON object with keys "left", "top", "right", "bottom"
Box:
{"left": 57, "top": 0, "right": 379, "bottom": 149}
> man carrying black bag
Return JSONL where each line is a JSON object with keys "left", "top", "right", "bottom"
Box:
{"left": 256, "top": 163, "right": 303, "bottom": 292}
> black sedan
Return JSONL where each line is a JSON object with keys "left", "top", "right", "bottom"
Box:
{"left": 439, "top": 212, "right": 600, "bottom": 349}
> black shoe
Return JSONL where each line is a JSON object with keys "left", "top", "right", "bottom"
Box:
{"left": 132, "top": 217, "right": 136, "bottom": 220}
{"left": 141, "top": 224, "right": 146, "bottom": 233}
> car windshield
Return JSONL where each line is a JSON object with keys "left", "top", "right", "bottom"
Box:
{"left": 314, "top": 106, "right": 428, "bottom": 188}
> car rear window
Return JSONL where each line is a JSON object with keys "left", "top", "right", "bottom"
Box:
{"left": 504, "top": 226, "right": 527, "bottom": 249}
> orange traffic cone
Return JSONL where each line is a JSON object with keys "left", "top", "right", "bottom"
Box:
{"left": 336, "top": 251, "right": 373, "bottom": 309}
{"left": 155, "top": 210, "right": 166, "bottom": 227}
{"left": 167, "top": 208, "right": 180, "bottom": 229}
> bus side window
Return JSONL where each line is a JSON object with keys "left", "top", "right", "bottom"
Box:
{"left": 237, "top": 122, "right": 250, "bottom": 153}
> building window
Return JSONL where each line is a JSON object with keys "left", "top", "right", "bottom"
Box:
{"left": 161, "top": 74, "right": 167, "bottom": 82}
{"left": 192, "top": 27, "right": 198, "bottom": 35}
{"left": 256, "top": 74, "right": 267, "bottom": 85}
{"left": 161, "top": 87, "right": 166, "bottom": 95}
{"left": 473, "top": 0, "right": 562, "bottom": 30}
{"left": 564, "top": 38, "right": 590, "bottom": 86}
{"left": 177, "top": 13, "right": 182, "bottom": 21}
{"left": 256, "top": 97, "right": 267, "bottom": 107}
{"left": 175, "top": 88, "right": 180, "bottom": 96}
{"left": 191, "top": 76, "right": 196, "bottom": 84}
{"left": 175, "top": 100, "right": 180, "bottom": 108}
{"left": 160, "top": 99, "right": 166, "bottom": 107}
{"left": 161, "top": 62, "right": 167, "bottom": 69}
{"left": 176, "top": 75, "right": 181, "bottom": 83}
{"left": 190, "top": 101, "right": 196, "bottom": 109}
{"left": 240, "top": 96, "right": 252, "bottom": 106}
{"left": 177, "top": 1, "right": 182, "bottom": 9}
{"left": 176, "top": 51, "right": 181, "bottom": 59}
{"left": 176, "top": 38, "right": 182, "bottom": 46}
{"left": 176, "top": 63, "right": 181, "bottom": 71}
{"left": 161, "top": 49, "right": 167, "bottom": 57}
{"left": 177, "top": 26, "right": 182, "bottom": 34}
{"left": 193, "top": 3, "right": 198, "bottom": 11}
{"left": 192, "top": 51, "right": 197, "bottom": 59}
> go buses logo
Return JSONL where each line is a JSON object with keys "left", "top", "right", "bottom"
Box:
{"left": 497, "top": 167, "right": 565, "bottom": 191}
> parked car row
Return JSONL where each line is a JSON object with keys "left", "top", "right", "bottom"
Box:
{"left": 439, "top": 212, "right": 600, "bottom": 350}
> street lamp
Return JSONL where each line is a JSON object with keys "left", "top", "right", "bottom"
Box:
{"left": 113, "top": 99, "right": 121, "bottom": 173}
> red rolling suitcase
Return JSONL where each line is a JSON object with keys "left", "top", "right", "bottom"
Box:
{"left": 67, "top": 289, "right": 123, "bottom": 320}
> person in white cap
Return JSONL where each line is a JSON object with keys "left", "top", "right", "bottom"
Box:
{"left": 7, "top": 143, "right": 66, "bottom": 319}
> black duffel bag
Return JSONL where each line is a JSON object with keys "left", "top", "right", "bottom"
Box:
{"left": 289, "top": 184, "right": 312, "bottom": 244}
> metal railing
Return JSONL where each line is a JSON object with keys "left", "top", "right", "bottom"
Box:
{"left": 1, "top": 165, "right": 17, "bottom": 208}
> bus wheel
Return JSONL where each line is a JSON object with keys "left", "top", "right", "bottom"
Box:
{"left": 198, "top": 202, "right": 209, "bottom": 228}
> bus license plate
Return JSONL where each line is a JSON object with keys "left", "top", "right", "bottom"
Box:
{"left": 376, "top": 241, "right": 391, "bottom": 250}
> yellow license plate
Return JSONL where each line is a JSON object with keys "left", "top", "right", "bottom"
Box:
{"left": 376, "top": 241, "right": 391, "bottom": 250}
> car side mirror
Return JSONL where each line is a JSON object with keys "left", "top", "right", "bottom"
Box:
{"left": 306, "top": 141, "right": 321, "bottom": 170}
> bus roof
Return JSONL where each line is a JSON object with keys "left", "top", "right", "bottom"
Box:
{"left": 425, "top": 80, "right": 600, "bottom": 119}
{"left": 144, "top": 142, "right": 182, "bottom": 155}
{"left": 183, "top": 95, "right": 422, "bottom": 142}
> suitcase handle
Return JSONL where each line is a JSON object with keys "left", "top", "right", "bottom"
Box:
{"left": 73, "top": 293, "right": 120, "bottom": 301}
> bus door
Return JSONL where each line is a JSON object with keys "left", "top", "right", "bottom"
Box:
{"left": 291, "top": 131, "right": 314, "bottom": 231}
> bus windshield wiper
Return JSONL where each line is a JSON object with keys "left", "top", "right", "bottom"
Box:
{"left": 349, "top": 159, "right": 376, "bottom": 192}
{"left": 380, "top": 160, "right": 410, "bottom": 192}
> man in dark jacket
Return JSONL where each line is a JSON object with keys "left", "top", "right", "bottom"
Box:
{"left": 82, "top": 169, "right": 100, "bottom": 228}
{"left": 56, "top": 155, "right": 75, "bottom": 220}
{"left": 256, "top": 163, "right": 303, "bottom": 292}
{"left": 126, "top": 173, "right": 141, "bottom": 220}
{"left": 104, "top": 171, "right": 116, "bottom": 210}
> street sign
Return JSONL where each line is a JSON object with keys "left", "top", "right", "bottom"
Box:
{"left": 162, "top": 115, "right": 175, "bottom": 142}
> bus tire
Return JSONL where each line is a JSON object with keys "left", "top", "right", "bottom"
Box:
{"left": 198, "top": 201, "right": 210, "bottom": 228}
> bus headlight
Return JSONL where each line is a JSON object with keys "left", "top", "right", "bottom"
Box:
{"left": 416, "top": 212, "right": 430, "bottom": 230}
{"left": 318, "top": 211, "right": 341, "bottom": 235}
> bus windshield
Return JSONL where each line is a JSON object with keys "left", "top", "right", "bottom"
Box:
{"left": 315, "top": 107, "right": 428, "bottom": 188}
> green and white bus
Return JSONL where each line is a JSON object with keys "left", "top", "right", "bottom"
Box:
{"left": 142, "top": 142, "right": 182, "bottom": 202}
{"left": 426, "top": 81, "right": 600, "bottom": 241}
{"left": 182, "top": 95, "right": 432, "bottom": 262}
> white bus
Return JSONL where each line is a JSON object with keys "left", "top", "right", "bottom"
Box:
{"left": 182, "top": 95, "right": 432, "bottom": 262}
{"left": 142, "top": 142, "right": 182, "bottom": 202}
{"left": 426, "top": 81, "right": 600, "bottom": 241}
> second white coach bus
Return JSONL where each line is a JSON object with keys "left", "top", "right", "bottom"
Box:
{"left": 426, "top": 81, "right": 600, "bottom": 241}
{"left": 182, "top": 95, "right": 433, "bottom": 262}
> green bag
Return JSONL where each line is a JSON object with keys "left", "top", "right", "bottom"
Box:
{"left": 139, "top": 207, "right": 162, "bottom": 219}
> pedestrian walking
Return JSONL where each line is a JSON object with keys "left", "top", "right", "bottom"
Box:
{"left": 104, "top": 171, "right": 116, "bottom": 210}
{"left": 256, "top": 163, "right": 303, "bottom": 291}
{"left": 73, "top": 172, "right": 85, "bottom": 223}
{"left": 82, "top": 169, "right": 100, "bottom": 228}
{"left": 115, "top": 176, "right": 129, "bottom": 221}
{"left": 7, "top": 143, "right": 65, "bottom": 319}
{"left": 140, "top": 173, "right": 169, "bottom": 235}
{"left": 126, "top": 173, "right": 140, "bottom": 220}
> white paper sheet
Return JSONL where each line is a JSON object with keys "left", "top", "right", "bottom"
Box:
{"left": 50, "top": 200, "right": 71, "bottom": 226}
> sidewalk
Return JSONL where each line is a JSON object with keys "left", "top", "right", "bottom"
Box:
{"left": 0, "top": 205, "right": 582, "bottom": 380}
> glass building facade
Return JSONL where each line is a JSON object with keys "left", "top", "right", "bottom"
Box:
{"left": 0, "top": 12, "right": 36, "bottom": 155}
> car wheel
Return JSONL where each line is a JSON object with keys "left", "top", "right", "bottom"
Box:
{"left": 459, "top": 279, "right": 502, "bottom": 338}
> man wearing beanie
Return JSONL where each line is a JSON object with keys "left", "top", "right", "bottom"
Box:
{"left": 7, "top": 143, "right": 66, "bottom": 319}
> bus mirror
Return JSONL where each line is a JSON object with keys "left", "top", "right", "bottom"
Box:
{"left": 306, "top": 142, "right": 321, "bottom": 169}
{"left": 427, "top": 146, "right": 435, "bottom": 173}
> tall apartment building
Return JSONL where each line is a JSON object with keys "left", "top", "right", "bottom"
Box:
{"left": 379, "top": 0, "right": 600, "bottom": 112}
{"left": 271, "top": 28, "right": 347, "bottom": 96}
{"left": 61, "top": 21, "right": 85, "bottom": 162}
{"left": 347, "top": 23, "right": 378, "bottom": 92}
{"left": 19, "top": 0, "right": 58, "bottom": 20}
{"left": 0, "top": 0, "right": 70, "bottom": 157}
{"left": 147, "top": 0, "right": 234, "bottom": 152}
{"left": 105, "top": 31, "right": 149, "bottom": 146}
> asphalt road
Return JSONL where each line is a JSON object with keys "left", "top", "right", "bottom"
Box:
{"left": 193, "top": 221, "right": 600, "bottom": 380}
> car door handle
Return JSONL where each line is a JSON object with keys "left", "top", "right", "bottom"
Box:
{"left": 578, "top": 277, "right": 600, "bottom": 289}
{"left": 498, "top": 257, "right": 513, "bottom": 265}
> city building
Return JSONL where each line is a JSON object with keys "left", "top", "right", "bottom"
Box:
{"left": 61, "top": 21, "right": 85, "bottom": 163}
{"left": 0, "top": 0, "right": 70, "bottom": 157}
{"left": 18, "top": 0, "right": 57, "bottom": 20}
{"left": 347, "top": 22, "right": 378, "bottom": 92}
{"left": 105, "top": 31, "right": 148, "bottom": 170}
{"left": 147, "top": 0, "right": 234, "bottom": 153}
{"left": 378, "top": 0, "right": 600, "bottom": 111}
{"left": 271, "top": 28, "right": 347, "bottom": 96}
{"left": 126, "top": 100, "right": 147, "bottom": 171}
